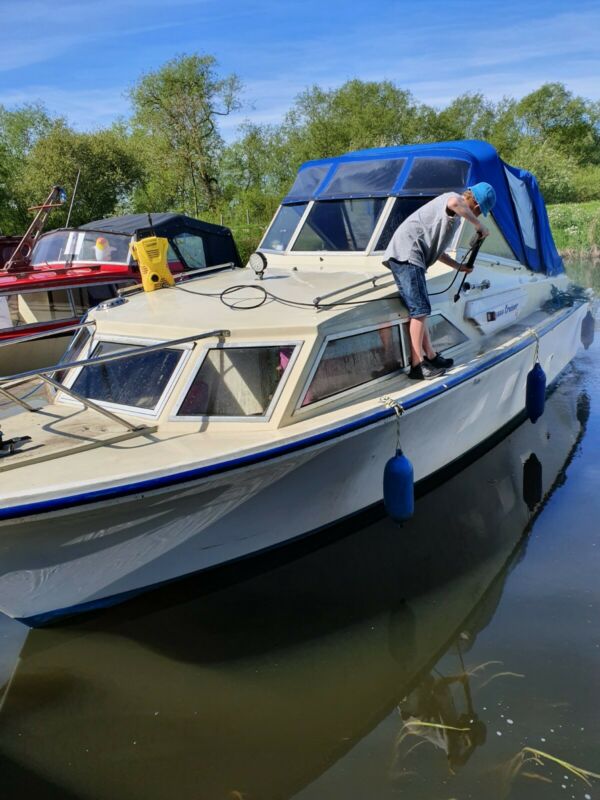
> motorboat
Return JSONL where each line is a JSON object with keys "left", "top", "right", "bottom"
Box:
{"left": 0, "top": 376, "right": 589, "bottom": 798}
{"left": 0, "top": 212, "right": 240, "bottom": 374}
{"left": 0, "top": 140, "right": 592, "bottom": 624}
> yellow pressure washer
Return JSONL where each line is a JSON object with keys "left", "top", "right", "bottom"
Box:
{"left": 130, "top": 228, "right": 175, "bottom": 292}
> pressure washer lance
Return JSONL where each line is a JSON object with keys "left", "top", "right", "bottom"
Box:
{"left": 453, "top": 232, "right": 485, "bottom": 303}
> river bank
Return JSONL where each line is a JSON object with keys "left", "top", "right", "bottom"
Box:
{"left": 548, "top": 200, "right": 600, "bottom": 252}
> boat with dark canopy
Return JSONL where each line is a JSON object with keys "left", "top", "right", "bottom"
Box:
{"left": 0, "top": 213, "right": 240, "bottom": 374}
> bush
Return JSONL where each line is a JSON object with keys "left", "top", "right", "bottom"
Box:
{"left": 547, "top": 201, "right": 600, "bottom": 251}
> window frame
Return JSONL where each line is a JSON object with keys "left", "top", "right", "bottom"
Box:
{"left": 295, "top": 321, "right": 408, "bottom": 413}
{"left": 453, "top": 217, "right": 522, "bottom": 269}
{"left": 370, "top": 194, "right": 438, "bottom": 254}
{"left": 425, "top": 313, "right": 469, "bottom": 352}
{"left": 318, "top": 157, "right": 407, "bottom": 199}
{"left": 0, "top": 282, "right": 133, "bottom": 333}
{"left": 171, "top": 339, "right": 303, "bottom": 423}
{"left": 259, "top": 203, "right": 312, "bottom": 253}
{"left": 58, "top": 334, "right": 193, "bottom": 419}
{"left": 400, "top": 157, "right": 471, "bottom": 194}
{"left": 31, "top": 230, "right": 134, "bottom": 267}
{"left": 170, "top": 231, "right": 208, "bottom": 271}
{"left": 288, "top": 197, "right": 390, "bottom": 255}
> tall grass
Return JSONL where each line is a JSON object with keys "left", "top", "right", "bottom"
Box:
{"left": 548, "top": 201, "right": 600, "bottom": 252}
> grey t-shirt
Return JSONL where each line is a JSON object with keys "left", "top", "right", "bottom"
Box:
{"left": 383, "top": 192, "right": 461, "bottom": 270}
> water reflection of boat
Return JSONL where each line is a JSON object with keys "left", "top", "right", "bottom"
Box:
{"left": 0, "top": 142, "right": 592, "bottom": 624}
{"left": 0, "top": 377, "right": 587, "bottom": 800}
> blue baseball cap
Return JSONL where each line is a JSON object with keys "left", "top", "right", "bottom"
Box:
{"left": 469, "top": 182, "right": 496, "bottom": 216}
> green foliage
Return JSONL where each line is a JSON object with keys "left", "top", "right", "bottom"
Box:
{"left": 547, "top": 201, "right": 600, "bottom": 251}
{"left": 19, "top": 123, "right": 143, "bottom": 227}
{"left": 2, "top": 60, "right": 599, "bottom": 254}
{"left": 129, "top": 54, "right": 241, "bottom": 216}
{"left": 281, "top": 80, "right": 427, "bottom": 163}
{"left": 0, "top": 103, "right": 57, "bottom": 232}
{"left": 509, "top": 140, "right": 579, "bottom": 204}
{"left": 511, "top": 83, "right": 600, "bottom": 163}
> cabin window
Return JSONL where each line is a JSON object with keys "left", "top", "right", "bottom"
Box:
{"left": 301, "top": 326, "right": 403, "bottom": 406}
{"left": 173, "top": 232, "right": 207, "bottom": 270}
{"left": 262, "top": 204, "right": 308, "bottom": 251}
{"left": 457, "top": 215, "right": 516, "bottom": 261}
{"left": 71, "top": 342, "right": 182, "bottom": 411}
{"left": 30, "top": 233, "right": 64, "bottom": 265}
{"left": 0, "top": 290, "right": 75, "bottom": 329}
{"left": 402, "top": 158, "right": 470, "bottom": 193}
{"left": 292, "top": 198, "right": 387, "bottom": 252}
{"left": 32, "top": 230, "right": 131, "bottom": 265}
{"left": 0, "top": 296, "right": 20, "bottom": 329}
{"left": 70, "top": 284, "right": 120, "bottom": 315}
{"left": 375, "top": 196, "right": 433, "bottom": 250}
{"left": 286, "top": 165, "right": 331, "bottom": 199}
{"left": 177, "top": 345, "right": 295, "bottom": 418}
{"left": 320, "top": 159, "right": 406, "bottom": 197}
{"left": 55, "top": 324, "right": 94, "bottom": 383}
{"left": 504, "top": 168, "right": 537, "bottom": 250}
{"left": 427, "top": 314, "right": 468, "bottom": 351}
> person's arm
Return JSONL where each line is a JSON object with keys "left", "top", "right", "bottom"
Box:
{"left": 439, "top": 252, "right": 473, "bottom": 272}
{"left": 447, "top": 195, "right": 490, "bottom": 238}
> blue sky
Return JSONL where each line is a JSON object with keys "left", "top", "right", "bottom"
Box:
{"left": 1, "top": 0, "right": 599, "bottom": 140}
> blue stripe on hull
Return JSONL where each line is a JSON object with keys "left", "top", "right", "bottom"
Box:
{"left": 0, "top": 304, "right": 582, "bottom": 524}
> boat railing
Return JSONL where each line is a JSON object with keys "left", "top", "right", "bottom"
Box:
{"left": 313, "top": 272, "right": 395, "bottom": 307}
{"left": 0, "top": 327, "right": 230, "bottom": 432}
{"left": 117, "top": 261, "right": 238, "bottom": 297}
{"left": 0, "top": 320, "right": 96, "bottom": 349}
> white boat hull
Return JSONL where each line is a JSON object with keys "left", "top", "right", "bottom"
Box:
{"left": 0, "top": 303, "right": 587, "bottom": 623}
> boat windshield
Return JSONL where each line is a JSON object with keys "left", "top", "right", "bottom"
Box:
{"left": 292, "top": 198, "right": 387, "bottom": 252}
{"left": 32, "top": 230, "right": 132, "bottom": 266}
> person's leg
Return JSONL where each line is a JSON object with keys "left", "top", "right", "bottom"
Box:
{"left": 409, "top": 316, "right": 427, "bottom": 367}
{"left": 422, "top": 322, "right": 436, "bottom": 361}
{"left": 387, "top": 261, "right": 444, "bottom": 379}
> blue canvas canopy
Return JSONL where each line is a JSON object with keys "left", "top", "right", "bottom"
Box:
{"left": 282, "top": 140, "right": 563, "bottom": 276}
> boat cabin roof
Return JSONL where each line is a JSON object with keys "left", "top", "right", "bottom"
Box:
{"left": 91, "top": 266, "right": 404, "bottom": 340}
{"left": 275, "top": 139, "right": 563, "bottom": 276}
{"left": 80, "top": 213, "right": 235, "bottom": 244}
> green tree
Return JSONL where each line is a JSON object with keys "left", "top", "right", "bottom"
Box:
{"left": 0, "top": 103, "right": 56, "bottom": 232}
{"left": 512, "top": 83, "right": 600, "bottom": 163}
{"left": 510, "top": 139, "right": 579, "bottom": 203}
{"left": 129, "top": 54, "right": 241, "bottom": 216}
{"left": 426, "top": 93, "right": 497, "bottom": 142}
{"left": 20, "top": 122, "right": 143, "bottom": 227}
{"left": 281, "top": 80, "right": 428, "bottom": 166}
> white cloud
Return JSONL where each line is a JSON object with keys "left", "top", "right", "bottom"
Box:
{"left": 1, "top": 2, "right": 598, "bottom": 139}
{"left": 0, "top": 86, "right": 131, "bottom": 130}
{"left": 0, "top": 0, "right": 201, "bottom": 73}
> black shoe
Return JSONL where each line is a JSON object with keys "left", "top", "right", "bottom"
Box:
{"left": 425, "top": 352, "right": 454, "bottom": 368}
{"left": 408, "top": 361, "right": 446, "bottom": 380}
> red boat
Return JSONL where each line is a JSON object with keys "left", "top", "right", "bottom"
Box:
{"left": 0, "top": 213, "right": 241, "bottom": 375}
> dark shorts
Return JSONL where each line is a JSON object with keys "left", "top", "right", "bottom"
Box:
{"left": 384, "top": 259, "right": 431, "bottom": 318}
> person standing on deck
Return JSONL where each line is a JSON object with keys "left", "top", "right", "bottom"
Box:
{"left": 383, "top": 183, "right": 496, "bottom": 380}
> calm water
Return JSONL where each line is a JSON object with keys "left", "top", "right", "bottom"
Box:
{"left": 0, "top": 278, "right": 599, "bottom": 799}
